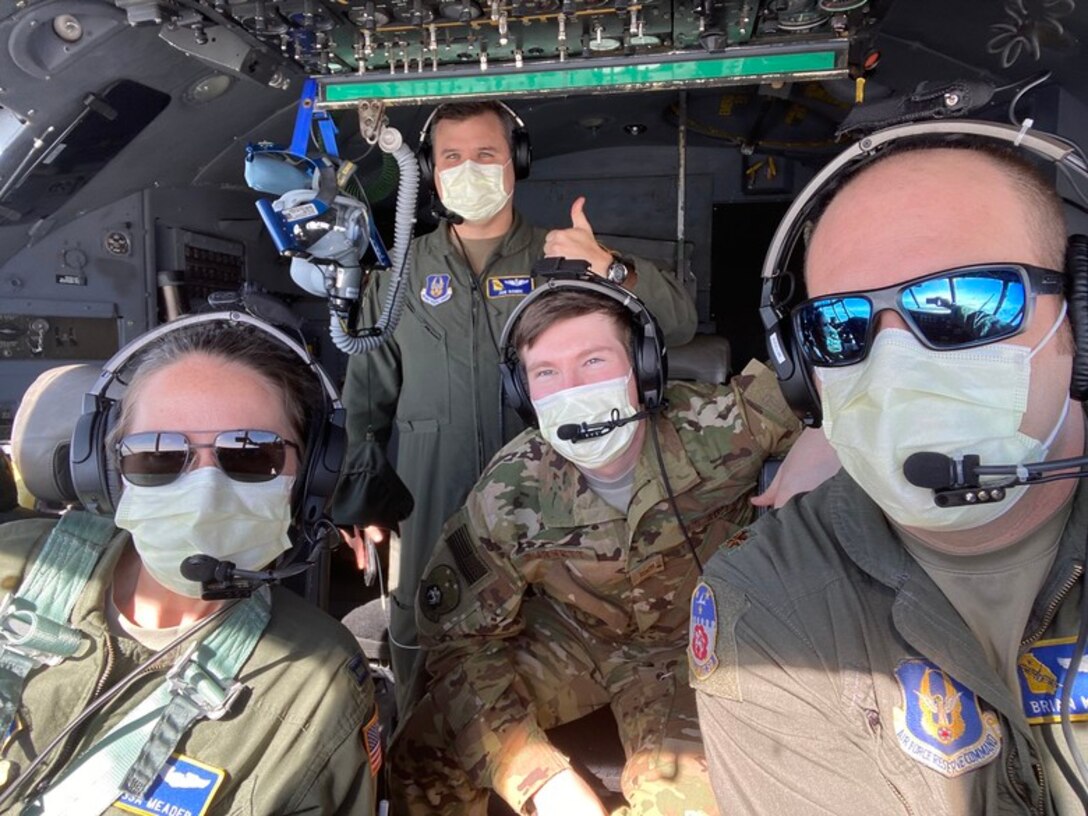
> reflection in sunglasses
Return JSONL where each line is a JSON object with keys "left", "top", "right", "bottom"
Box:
{"left": 117, "top": 430, "right": 300, "bottom": 487}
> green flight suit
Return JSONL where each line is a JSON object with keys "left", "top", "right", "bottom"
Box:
{"left": 693, "top": 471, "right": 1088, "bottom": 815}
{"left": 0, "top": 519, "right": 377, "bottom": 816}
{"left": 331, "top": 211, "right": 698, "bottom": 694}
{"left": 390, "top": 362, "right": 800, "bottom": 815}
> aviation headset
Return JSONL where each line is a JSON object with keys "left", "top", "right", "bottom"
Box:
{"left": 498, "top": 275, "right": 667, "bottom": 427}
{"left": 417, "top": 100, "right": 532, "bottom": 188}
{"left": 69, "top": 311, "right": 346, "bottom": 529}
{"left": 760, "top": 119, "right": 1088, "bottom": 428}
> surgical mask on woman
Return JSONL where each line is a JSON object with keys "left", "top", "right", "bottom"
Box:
{"left": 438, "top": 160, "right": 511, "bottom": 223}
{"left": 532, "top": 373, "right": 640, "bottom": 470}
{"left": 114, "top": 467, "right": 294, "bottom": 597}
{"left": 816, "top": 304, "right": 1069, "bottom": 531}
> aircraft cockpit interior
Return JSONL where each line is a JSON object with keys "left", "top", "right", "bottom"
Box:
{"left": 3, "top": 0, "right": 1088, "bottom": 811}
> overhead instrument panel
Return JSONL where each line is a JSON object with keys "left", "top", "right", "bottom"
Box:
{"left": 144, "top": 0, "right": 890, "bottom": 102}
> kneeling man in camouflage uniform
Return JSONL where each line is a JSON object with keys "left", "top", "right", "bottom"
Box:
{"left": 389, "top": 273, "right": 800, "bottom": 815}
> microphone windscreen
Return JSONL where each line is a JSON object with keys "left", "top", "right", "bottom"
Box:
{"left": 180, "top": 554, "right": 220, "bottom": 582}
{"left": 903, "top": 452, "right": 953, "bottom": 489}
{"left": 556, "top": 424, "right": 581, "bottom": 441}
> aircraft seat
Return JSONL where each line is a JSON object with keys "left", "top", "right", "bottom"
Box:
{"left": 668, "top": 334, "right": 731, "bottom": 384}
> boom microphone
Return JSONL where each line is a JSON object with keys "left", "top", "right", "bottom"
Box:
{"left": 557, "top": 410, "right": 651, "bottom": 442}
{"left": 180, "top": 554, "right": 313, "bottom": 600}
{"left": 430, "top": 196, "right": 465, "bottom": 225}
{"left": 903, "top": 450, "right": 1088, "bottom": 507}
{"left": 903, "top": 452, "right": 981, "bottom": 490}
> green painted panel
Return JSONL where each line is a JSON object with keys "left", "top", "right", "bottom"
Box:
{"left": 322, "top": 50, "right": 839, "bottom": 102}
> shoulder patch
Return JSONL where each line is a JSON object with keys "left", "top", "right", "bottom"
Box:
{"left": 420, "top": 564, "right": 462, "bottom": 623}
{"left": 346, "top": 653, "right": 371, "bottom": 688}
{"left": 447, "top": 524, "right": 490, "bottom": 586}
{"left": 421, "top": 274, "right": 453, "bottom": 306}
{"left": 892, "top": 658, "right": 1002, "bottom": 778}
{"left": 363, "top": 707, "right": 383, "bottom": 777}
{"left": 1018, "top": 637, "right": 1088, "bottom": 724}
{"left": 688, "top": 581, "right": 719, "bottom": 681}
{"left": 115, "top": 754, "right": 225, "bottom": 816}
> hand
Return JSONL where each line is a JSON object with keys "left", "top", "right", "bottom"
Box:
{"left": 340, "top": 525, "right": 388, "bottom": 571}
{"left": 543, "top": 197, "right": 612, "bottom": 276}
{"left": 751, "top": 428, "right": 841, "bottom": 510}
{"left": 531, "top": 769, "right": 609, "bottom": 816}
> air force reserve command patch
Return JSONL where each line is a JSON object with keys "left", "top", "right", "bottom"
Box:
{"left": 688, "top": 581, "right": 719, "bottom": 681}
{"left": 1018, "top": 636, "right": 1088, "bottom": 724}
{"left": 115, "top": 754, "right": 226, "bottom": 816}
{"left": 892, "top": 659, "right": 1001, "bottom": 778}
{"left": 486, "top": 275, "right": 533, "bottom": 298}
{"left": 421, "top": 274, "right": 453, "bottom": 306}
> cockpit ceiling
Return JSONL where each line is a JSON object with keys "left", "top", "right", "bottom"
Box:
{"left": 137, "top": 0, "right": 889, "bottom": 102}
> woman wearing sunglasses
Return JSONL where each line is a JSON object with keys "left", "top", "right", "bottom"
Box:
{"left": 0, "top": 319, "right": 377, "bottom": 815}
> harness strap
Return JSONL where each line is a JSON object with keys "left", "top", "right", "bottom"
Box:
{"left": 30, "top": 588, "right": 271, "bottom": 815}
{"left": 0, "top": 513, "right": 114, "bottom": 736}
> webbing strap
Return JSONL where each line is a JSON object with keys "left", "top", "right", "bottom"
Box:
{"left": 0, "top": 513, "right": 114, "bottom": 736}
{"left": 30, "top": 589, "right": 271, "bottom": 816}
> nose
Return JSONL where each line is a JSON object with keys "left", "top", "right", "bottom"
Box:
{"left": 189, "top": 445, "right": 217, "bottom": 471}
{"left": 873, "top": 308, "right": 910, "bottom": 334}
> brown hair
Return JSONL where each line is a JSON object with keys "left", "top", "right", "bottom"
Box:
{"left": 511, "top": 289, "right": 633, "bottom": 360}
{"left": 430, "top": 101, "right": 517, "bottom": 153}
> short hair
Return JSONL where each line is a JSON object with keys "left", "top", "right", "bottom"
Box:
{"left": 110, "top": 322, "right": 321, "bottom": 453}
{"left": 511, "top": 289, "right": 633, "bottom": 361}
{"left": 811, "top": 138, "right": 1068, "bottom": 269}
{"left": 430, "top": 101, "right": 516, "bottom": 154}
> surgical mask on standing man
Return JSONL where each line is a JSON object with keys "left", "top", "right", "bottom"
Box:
{"left": 438, "top": 160, "right": 512, "bottom": 223}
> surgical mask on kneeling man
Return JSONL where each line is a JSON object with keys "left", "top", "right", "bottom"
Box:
{"left": 437, "top": 160, "right": 511, "bottom": 223}
{"left": 816, "top": 305, "right": 1068, "bottom": 532}
{"left": 114, "top": 467, "right": 294, "bottom": 598}
{"left": 533, "top": 373, "right": 640, "bottom": 470}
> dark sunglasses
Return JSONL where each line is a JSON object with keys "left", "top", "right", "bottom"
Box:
{"left": 792, "top": 263, "right": 1065, "bottom": 367}
{"left": 117, "top": 430, "right": 300, "bottom": 487}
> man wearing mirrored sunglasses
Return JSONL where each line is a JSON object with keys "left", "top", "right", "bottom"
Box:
{"left": 0, "top": 320, "right": 377, "bottom": 814}
{"left": 693, "top": 140, "right": 1088, "bottom": 813}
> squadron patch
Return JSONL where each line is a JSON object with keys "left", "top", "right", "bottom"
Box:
{"left": 115, "top": 754, "right": 226, "bottom": 816}
{"left": 892, "top": 659, "right": 1001, "bottom": 778}
{"left": 486, "top": 275, "right": 533, "bottom": 298}
{"left": 421, "top": 274, "right": 453, "bottom": 306}
{"left": 1018, "top": 637, "right": 1088, "bottom": 724}
{"left": 688, "top": 581, "right": 719, "bottom": 681}
{"left": 420, "top": 564, "right": 461, "bottom": 623}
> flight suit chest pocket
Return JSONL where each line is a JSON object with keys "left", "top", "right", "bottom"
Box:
{"left": 398, "top": 301, "right": 451, "bottom": 424}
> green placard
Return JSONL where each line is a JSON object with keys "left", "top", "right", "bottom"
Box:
{"left": 322, "top": 50, "right": 839, "bottom": 103}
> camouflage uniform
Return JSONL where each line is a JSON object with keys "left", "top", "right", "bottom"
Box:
{"left": 389, "top": 362, "right": 800, "bottom": 815}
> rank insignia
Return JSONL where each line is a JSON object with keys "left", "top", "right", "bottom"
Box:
{"left": 486, "top": 275, "right": 533, "bottom": 298}
{"left": 116, "top": 754, "right": 226, "bottom": 816}
{"left": 421, "top": 274, "right": 453, "bottom": 306}
{"left": 688, "top": 581, "right": 719, "bottom": 681}
{"left": 1018, "top": 637, "right": 1088, "bottom": 724}
{"left": 892, "top": 658, "right": 1001, "bottom": 778}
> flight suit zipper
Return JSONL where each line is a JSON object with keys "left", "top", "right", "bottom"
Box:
{"left": 1022, "top": 563, "right": 1083, "bottom": 647}
{"left": 882, "top": 777, "right": 914, "bottom": 815}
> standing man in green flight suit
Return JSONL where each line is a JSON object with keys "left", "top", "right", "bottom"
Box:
{"left": 331, "top": 100, "right": 697, "bottom": 706}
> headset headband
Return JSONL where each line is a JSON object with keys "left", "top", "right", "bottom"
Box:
{"left": 81, "top": 310, "right": 342, "bottom": 412}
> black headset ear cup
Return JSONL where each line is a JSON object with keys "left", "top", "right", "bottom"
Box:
{"left": 70, "top": 397, "right": 120, "bottom": 515}
{"left": 418, "top": 140, "right": 435, "bottom": 189}
{"left": 500, "top": 354, "right": 537, "bottom": 427}
{"left": 512, "top": 126, "right": 532, "bottom": 180}
{"left": 761, "top": 282, "right": 822, "bottom": 427}
{"left": 1066, "top": 234, "right": 1088, "bottom": 401}
{"left": 297, "top": 409, "right": 346, "bottom": 525}
{"left": 102, "top": 401, "right": 123, "bottom": 512}
{"left": 633, "top": 312, "right": 666, "bottom": 410}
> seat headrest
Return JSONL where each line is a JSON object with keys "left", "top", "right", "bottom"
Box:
{"left": 12, "top": 364, "right": 99, "bottom": 505}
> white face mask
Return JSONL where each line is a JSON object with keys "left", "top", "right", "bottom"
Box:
{"left": 816, "top": 303, "right": 1068, "bottom": 532}
{"left": 114, "top": 467, "right": 294, "bottom": 598}
{"left": 437, "top": 160, "right": 511, "bottom": 223}
{"left": 533, "top": 373, "right": 640, "bottom": 470}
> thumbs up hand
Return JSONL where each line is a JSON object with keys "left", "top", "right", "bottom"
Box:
{"left": 543, "top": 196, "right": 613, "bottom": 277}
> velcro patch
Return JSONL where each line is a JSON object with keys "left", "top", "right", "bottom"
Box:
{"left": 1018, "top": 637, "right": 1088, "bottom": 724}
{"left": 892, "top": 659, "right": 1001, "bottom": 778}
{"left": 688, "top": 581, "right": 719, "bottom": 681}
{"left": 346, "top": 653, "right": 371, "bottom": 688}
{"left": 420, "top": 564, "right": 462, "bottom": 623}
{"left": 363, "top": 707, "right": 383, "bottom": 777}
{"left": 447, "top": 525, "right": 490, "bottom": 585}
{"left": 485, "top": 275, "right": 533, "bottom": 298}
{"left": 115, "top": 754, "right": 225, "bottom": 816}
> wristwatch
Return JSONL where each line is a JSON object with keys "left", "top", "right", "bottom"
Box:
{"left": 606, "top": 255, "right": 631, "bottom": 285}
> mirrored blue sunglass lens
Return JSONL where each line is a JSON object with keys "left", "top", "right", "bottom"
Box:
{"left": 901, "top": 271, "right": 1025, "bottom": 348}
{"left": 797, "top": 296, "right": 872, "bottom": 365}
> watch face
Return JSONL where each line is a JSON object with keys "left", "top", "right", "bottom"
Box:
{"left": 608, "top": 260, "right": 628, "bottom": 283}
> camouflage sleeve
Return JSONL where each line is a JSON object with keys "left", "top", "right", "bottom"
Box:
{"left": 728, "top": 359, "right": 802, "bottom": 458}
{"left": 418, "top": 496, "right": 573, "bottom": 812}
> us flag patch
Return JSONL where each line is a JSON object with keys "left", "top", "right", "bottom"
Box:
{"left": 363, "top": 707, "right": 383, "bottom": 777}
